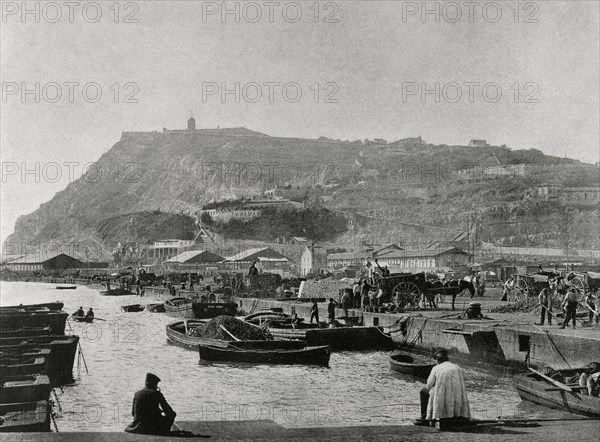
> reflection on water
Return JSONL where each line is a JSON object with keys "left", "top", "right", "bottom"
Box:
{"left": 1, "top": 281, "right": 569, "bottom": 431}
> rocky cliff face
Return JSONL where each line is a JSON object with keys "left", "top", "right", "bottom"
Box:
{"left": 5, "top": 128, "right": 599, "bottom": 259}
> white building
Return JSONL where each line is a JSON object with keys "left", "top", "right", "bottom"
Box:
{"left": 300, "top": 246, "right": 327, "bottom": 277}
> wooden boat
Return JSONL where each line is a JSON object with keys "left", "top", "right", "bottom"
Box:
{"left": 122, "top": 304, "right": 144, "bottom": 313}
{"left": 0, "top": 374, "right": 51, "bottom": 404}
{"left": 0, "top": 401, "right": 51, "bottom": 432}
{"left": 0, "top": 326, "right": 52, "bottom": 338}
{"left": 147, "top": 303, "right": 165, "bottom": 313}
{"left": 192, "top": 302, "right": 237, "bottom": 319}
{"left": 198, "top": 344, "right": 330, "bottom": 366}
{"left": 267, "top": 324, "right": 394, "bottom": 351}
{"left": 389, "top": 350, "right": 436, "bottom": 377}
{"left": 0, "top": 335, "right": 79, "bottom": 385}
{"left": 164, "top": 297, "right": 194, "bottom": 318}
{"left": 244, "top": 311, "right": 289, "bottom": 325}
{"left": 0, "top": 311, "right": 68, "bottom": 335}
{"left": 56, "top": 285, "right": 76, "bottom": 290}
{"left": 515, "top": 369, "right": 600, "bottom": 417}
{"left": 100, "top": 288, "right": 133, "bottom": 296}
{"left": 0, "top": 354, "right": 48, "bottom": 378}
{"left": 72, "top": 316, "right": 95, "bottom": 322}
{"left": 0, "top": 302, "right": 64, "bottom": 312}
{"left": 166, "top": 320, "right": 229, "bottom": 350}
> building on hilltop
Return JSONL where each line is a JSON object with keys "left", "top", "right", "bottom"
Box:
{"left": 537, "top": 185, "right": 600, "bottom": 206}
{"left": 469, "top": 139, "right": 490, "bottom": 147}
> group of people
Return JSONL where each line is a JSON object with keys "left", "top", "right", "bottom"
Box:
{"left": 537, "top": 284, "right": 598, "bottom": 329}
{"left": 73, "top": 306, "right": 94, "bottom": 318}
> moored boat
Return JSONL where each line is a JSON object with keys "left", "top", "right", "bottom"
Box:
{"left": 56, "top": 286, "right": 77, "bottom": 290}
{"left": 198, "top": 344, "right": 331, "bottom": 366}
{"left": 121, "top": 304, "right": 144, "bottom": 313}
{"left": 72, "top": 316, "right": 95, "bottom": 322}
{"left": 164, "top": 297, "right": 194, "bottom": 318}
{"left": 147, "top": 303, "right": 165, "bottom": 313}
{"left": 0, "top": 302, "right": 64, "bottom": 312}
{"left": 389, "top": 350, "right": 435, "bottom": 377}
{"left": 0, "top": 326, "right": 52, "bottom": 338}
{"left": 0, "top": 311, "right": 69, "bottom": 335}
{"left": 0, "top": 335, "right": 79, "bottom": 385}
{"left": 515, "top": 368, "right": 600, "bottom": 417}
{"left": 166, "top": 320, "right": 229, "bottom": 350}
{"left": 100, "top": 288, "right": 133, "bottom": 296}
{"left": 0, "top": 374, "right": 51, "bottom": 404}
{"left": 0, "top": 401, "right": 50, "bottom": 432}
{"left": 0, "top": 354, "right": 48, "bottom": 378}
{"left": 192, "top": 302, "right": 237, "bottom": 319}
{"left": 267, "top": 324, "right": 394, "bottom": 351}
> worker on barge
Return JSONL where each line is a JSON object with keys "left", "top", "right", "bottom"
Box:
{"left": 415, "top": 349, "right": 471, "bottom": 427}
{"left": 125, "top": 373, "right": 177, "bottom": 435}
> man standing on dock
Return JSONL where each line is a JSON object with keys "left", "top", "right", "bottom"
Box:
{"left": 561, "top": 288, "right": 579, "bottom": 329}
{"left": 328, "top": 298, "right": 338, "bottom": 325}
{"left": 416, "top": 349, "right": 470, "bottom": 427}
{"left": 125, "top": 373, "right": 177, "bottom": 436}
{"left": 538, "top": 287, "right": 553, "bottom": 326}
{"left": 310, "top": 299, "right": 319, "bottom": 324}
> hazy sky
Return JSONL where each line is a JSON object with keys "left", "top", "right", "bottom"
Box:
{"left": 1, "top": 1, "right": 599, "bottom": 244}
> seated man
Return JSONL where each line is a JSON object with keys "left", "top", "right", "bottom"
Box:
{"left": 86, "top": 308, "right": 94, "bottom": 318}
{"left": 125, "top": 373, "right": 176, "bottom": 435}
{"left": 416, "top": 349, "right": 470, "bottom": 426}
{"left": 74, "top": 306, "right": 85, "bottom": 317}
{"left": 579, "top": 362, "right": 600, "bottom": 396}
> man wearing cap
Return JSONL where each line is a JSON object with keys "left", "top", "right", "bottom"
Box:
{"left": 125, "top": 373, "right": 177, "bottom": 435}
{"left": 561, "top": 288, "right": 579, "bottom": 329}
{"left": 416, "top": 349, "right": 470, "bottom": 427}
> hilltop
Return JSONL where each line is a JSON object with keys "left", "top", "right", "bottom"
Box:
{"left": 4, "top": 124, "right": 599, "bottom": 260}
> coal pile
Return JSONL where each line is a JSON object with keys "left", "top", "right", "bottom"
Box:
{"left": 490, "top": 298, "right": 562, "bottom": 313}
{"left": 195, "top": 316, "right": 273, "bottom": 341}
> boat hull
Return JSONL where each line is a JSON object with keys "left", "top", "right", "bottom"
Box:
{"left": 0, "top": 355, "right": 48, "bottom": 378}
{"left": 0, "top": 335, "right": 79, "bottom": 385}
{"left": 192, "top": 302, "right": 237, "bottom": 319}
{"left": 164, "top": 298, "right": 194, "bottom": 318}
{"left": 198, "top": 344, "right": 331, "bottom": 366}
{"left": 515, "top": 373, "right": 600, "bottom": 417}
{"left": 100, "top": 288, "right": 133, "bottom": 296}
{"left": 270, "top": 326, "right": 394, "bottom": 351}
{"left": 389, "top": 351, "right": 435, "bottom": 377}
{"left": 0, "top": 401, "right": 50, "bottom": 432}
{"left": 0, "top": 311, "right": 68, "bottom": 335}
{"left": 166, "top": 320, "right": 229, "bottom": 350}
{"left": 0, "top": 303, "right": 64, "bottom": 312}
{"left": 0, "top": 375, "right": 51, "bottom": 404}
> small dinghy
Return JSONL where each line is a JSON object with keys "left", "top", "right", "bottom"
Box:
{"left": 55, "top": 286, "right": 76, "bottom": 290}
{"left": 121, "top": 304, "right": 144, "bottom": 313}
{"left": 389, "top": 350, "right": 436, "bottom": 378}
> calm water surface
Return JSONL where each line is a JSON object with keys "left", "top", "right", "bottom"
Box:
{"left": 1, "top": 281, "right": 569, "bottom": 431}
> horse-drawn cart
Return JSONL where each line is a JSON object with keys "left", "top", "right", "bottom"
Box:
{"left": 377, "top": 273, "right": 475, "bottom": 311}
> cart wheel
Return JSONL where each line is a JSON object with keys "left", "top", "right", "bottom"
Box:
{"left": 515, "top": 279, "right": 529, "bottom": 298}
{"left": 392, "top": 282, "right": 421, "bottom": 310}
{"left": 570, "top": 276, "right": 585, "bottom": 292}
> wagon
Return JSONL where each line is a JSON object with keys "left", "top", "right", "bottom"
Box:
{"left": 512, "top": 273, "right": 552, "bottom": 302}
{"left": 377, "top": 272, "right": 473, "bottom": 311}
{"left": 564, "top": 271, "right": 600, "bottom": 295}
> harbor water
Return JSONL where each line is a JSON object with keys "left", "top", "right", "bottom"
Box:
{"left": 1, "top": 281, "right": 574, "bottom": 432}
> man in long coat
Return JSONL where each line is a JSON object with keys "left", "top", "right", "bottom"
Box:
{"left": 125, "top": 373, "right": 176, "bottom": 435}
{"left": 416, "top": 349, "right": 470, "bottom": 426}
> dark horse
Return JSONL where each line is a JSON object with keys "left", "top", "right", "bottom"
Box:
{"left": 426, "top": 279, "right": 476, "bottom": 310}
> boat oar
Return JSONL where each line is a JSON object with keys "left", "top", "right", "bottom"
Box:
{"left": 93, "top": 318, "right": 106, "bottom": 322}
{"left": 78, "top": 343, "right": 89, "bottom": 374}
{"left": 220, "top": 325, "right": 240, "bottom": 341}
{"left": 528, "top": 367, "right": 573, "bottom": 392}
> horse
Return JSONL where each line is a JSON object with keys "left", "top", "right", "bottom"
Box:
{"left": 448, "top": 279, "right": 475, "bottom": 310}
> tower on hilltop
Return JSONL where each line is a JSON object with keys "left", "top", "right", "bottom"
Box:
{"left": 188, "top": 116, "right": 196, "bottom": 131}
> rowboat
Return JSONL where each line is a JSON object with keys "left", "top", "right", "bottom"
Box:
{"left": 0, "top": 311, "right": 69, "bottom": 335}
{"left": 72, "top": 316, "right": 95, "bottom": 322}
{"left": 268, "top": 325, "right": 394, "bottom": 351}
{"left": 0, "top": 335, "right": 79, "bottom": 385}
{"left": 56, "top": 286, "right": 76, "bottom": 290}
{"left": 192, "top": 302, "right": 237, "bottom": 319}
{"left": 0, "top": 401, "right": 50, "bottom": 432}
{"left": 0, "top": 326, "right": 52, "bottom": 338}
{"left": 0, "top": 354, "right": 48, "bottom": 378}
{"left": 0, "top": 302, "right": 64, "bottom": 312}
{"left": 515, "top": 368, "right": 600, "bottom": 417}
{"left": 166, "top": 320, "right": 229, "bottom": 350}
{"left": 121, "top": 304, "right": 144, "bottom": 313}
{"left": 164, "top": 297, "right": 194, "bottom": 318}
{"left": 100, "top": 288, "right": 133, "bottom": 296}
{"left": 244, "top": 311, "right": 290, "bottom": 325}
{"left": 147, "top": 303, "right": 165, "bottom": 313}
{"left": 0, "top": 374, "right": 51, "bottom": 404}
{"left": 389, "top": 350, "right": 436, "bottom": 377}
{"left": 198, "top": 344, "right": 331, "bottom": 366}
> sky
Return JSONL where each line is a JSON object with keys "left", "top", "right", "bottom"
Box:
{"left": 1, "top": 0, "right": 599, "bottom": 245}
